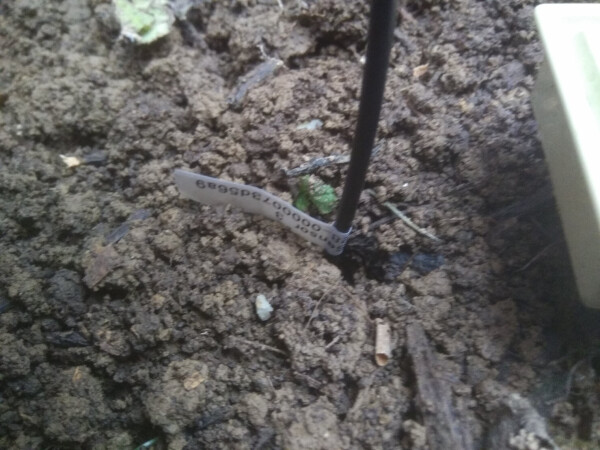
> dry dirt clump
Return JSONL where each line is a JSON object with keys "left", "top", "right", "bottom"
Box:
{"left": 1, "top": 0, "right": 600, "bottom": 449}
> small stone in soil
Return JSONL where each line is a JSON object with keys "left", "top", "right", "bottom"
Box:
{"left": 255, "top": 294, "right": 273, "bottom": 321}
{"left": 83, "top": 245, "right": 120, "bottom": 288}
{"left": 45, "top": 331, "right": 90, "bottom": 348}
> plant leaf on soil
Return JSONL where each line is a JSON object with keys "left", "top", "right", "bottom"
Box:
{"left": 113, "top": 0, "right": 174, "bottom": 44}
{"left": 294, "top": 176, "right": 312, "bottom": 212}
{"left": 311, "top": 180, "right": 337, "bottom": 215}
{"left": 294, "top": 175, "right": 337, "bottom": 215}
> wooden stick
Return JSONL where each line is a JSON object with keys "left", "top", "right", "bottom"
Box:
{"left": 406, "top": 322, "right": 474, "bottom": 450}
{"left": 230, "top": 337, "right": 287, "bottom": 357}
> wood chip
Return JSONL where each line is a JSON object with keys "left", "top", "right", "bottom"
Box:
{"left": 228, "top": 58, "right": 284, "bottom": 110}
{"left": 413, "top": 63, "right": 429, "bottom": 78}
{"left": 183, "top": 372, "right": 207, "bottom": 390}
{"left": 83, "top": 245, "right": 120, "bottom": 288}
{"left": 72, "top": 366, "right": 82, "bottom": 382}
{"left": 485, "top": 393, "right": 559, "bottom": 450}
{"left": 406, "top": 322, "right": 474, "bottom": 450}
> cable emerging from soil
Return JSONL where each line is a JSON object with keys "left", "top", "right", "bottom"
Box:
{"left": 334, "top": 0, "right": 397, "bottom": 234}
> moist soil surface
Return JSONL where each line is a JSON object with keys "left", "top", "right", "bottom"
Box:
{"left": 1, "top": 1, "right": 600, "bottom": 449}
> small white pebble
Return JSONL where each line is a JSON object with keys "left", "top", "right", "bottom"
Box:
{"left": 296, "top": 119, "right": 323, "bottom": 131}
{"left": 60, "top": 155, "right": 82, "bottom": 168}
{"left": 255, "top": 294, "right": 273, "bottom": 321}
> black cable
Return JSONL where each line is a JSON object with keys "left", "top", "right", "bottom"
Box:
{"left": 334, "top": 0, "right": 397, "bottom": 234}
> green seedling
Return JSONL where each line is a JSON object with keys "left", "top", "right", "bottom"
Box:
{"left": 173, "top": 0, "right": 395, "bottom": 256}
{"left": 294, "top": 175, "right": 337, "bottom": 215}
{"left": 113, "top": 0, "right": 174, "bottom": 44}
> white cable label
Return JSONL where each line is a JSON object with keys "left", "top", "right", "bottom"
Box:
{"left": 174, "top": 169, "right": 351, "bottom": 255}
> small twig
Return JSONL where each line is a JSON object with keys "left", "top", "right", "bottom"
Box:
{"left": 286, "top": 154, "right": 350, "bottom": 177}
{"left": 325, "top": 335, "right": 341, "bottom": 349}
{"left": 304, "top": 283, "right": 338, "bottom": 330}
{"left": 133, "top": 438, "right": 158, "bottom": 450}
{"left": 305, "top": 292, "right": 327, "bottom": 330}
{"left": 257, "top": 44, "right": 268, "bottom": 60}
{"left": 366, "top": 190, "right": 441, "bottom": 242}
{"left": 518, "top": 241, "right": 558, "bottom": 272}
{"left": 564, "top": 357, "right": 589, "bottom": 400}
{"left": 266, "top": 375, "right": 275, "bottom": 392}
{"left": 228, "top": 53, "right": 284, "bottom": 109}
{"left": 286, "top": 143, "right": 382, "bottom": 177}
{"left": 383, "top": 202, "right": 441, "bottom": 242}
{"left": 546, "top": 357, "right": 590, "bottom": 405}
{"left": 294, "top": 371, "right": 322, "bottom": 388}
{"left": 230, "top": 337, "right": 287, "bottom": 357}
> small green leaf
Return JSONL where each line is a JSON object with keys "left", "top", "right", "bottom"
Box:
{"left": 310, "top": 182, "right": 337, "bottom": 215}
{"left": 113, "top": 0, "right": 174, "bottom": 44}
{"left": 293, "top": 175, "right": 337, "bottom": 215}
{"left": 294, "top": 191, "right": 311, "bottom": 212}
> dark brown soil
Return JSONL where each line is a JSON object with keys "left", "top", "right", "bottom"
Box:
{"left": 1, "top": 0, "right": 599, "bottom": 449}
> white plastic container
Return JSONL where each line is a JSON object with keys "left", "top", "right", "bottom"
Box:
{"left": 532, "top": 4, "right": 600, "bottom": 308}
